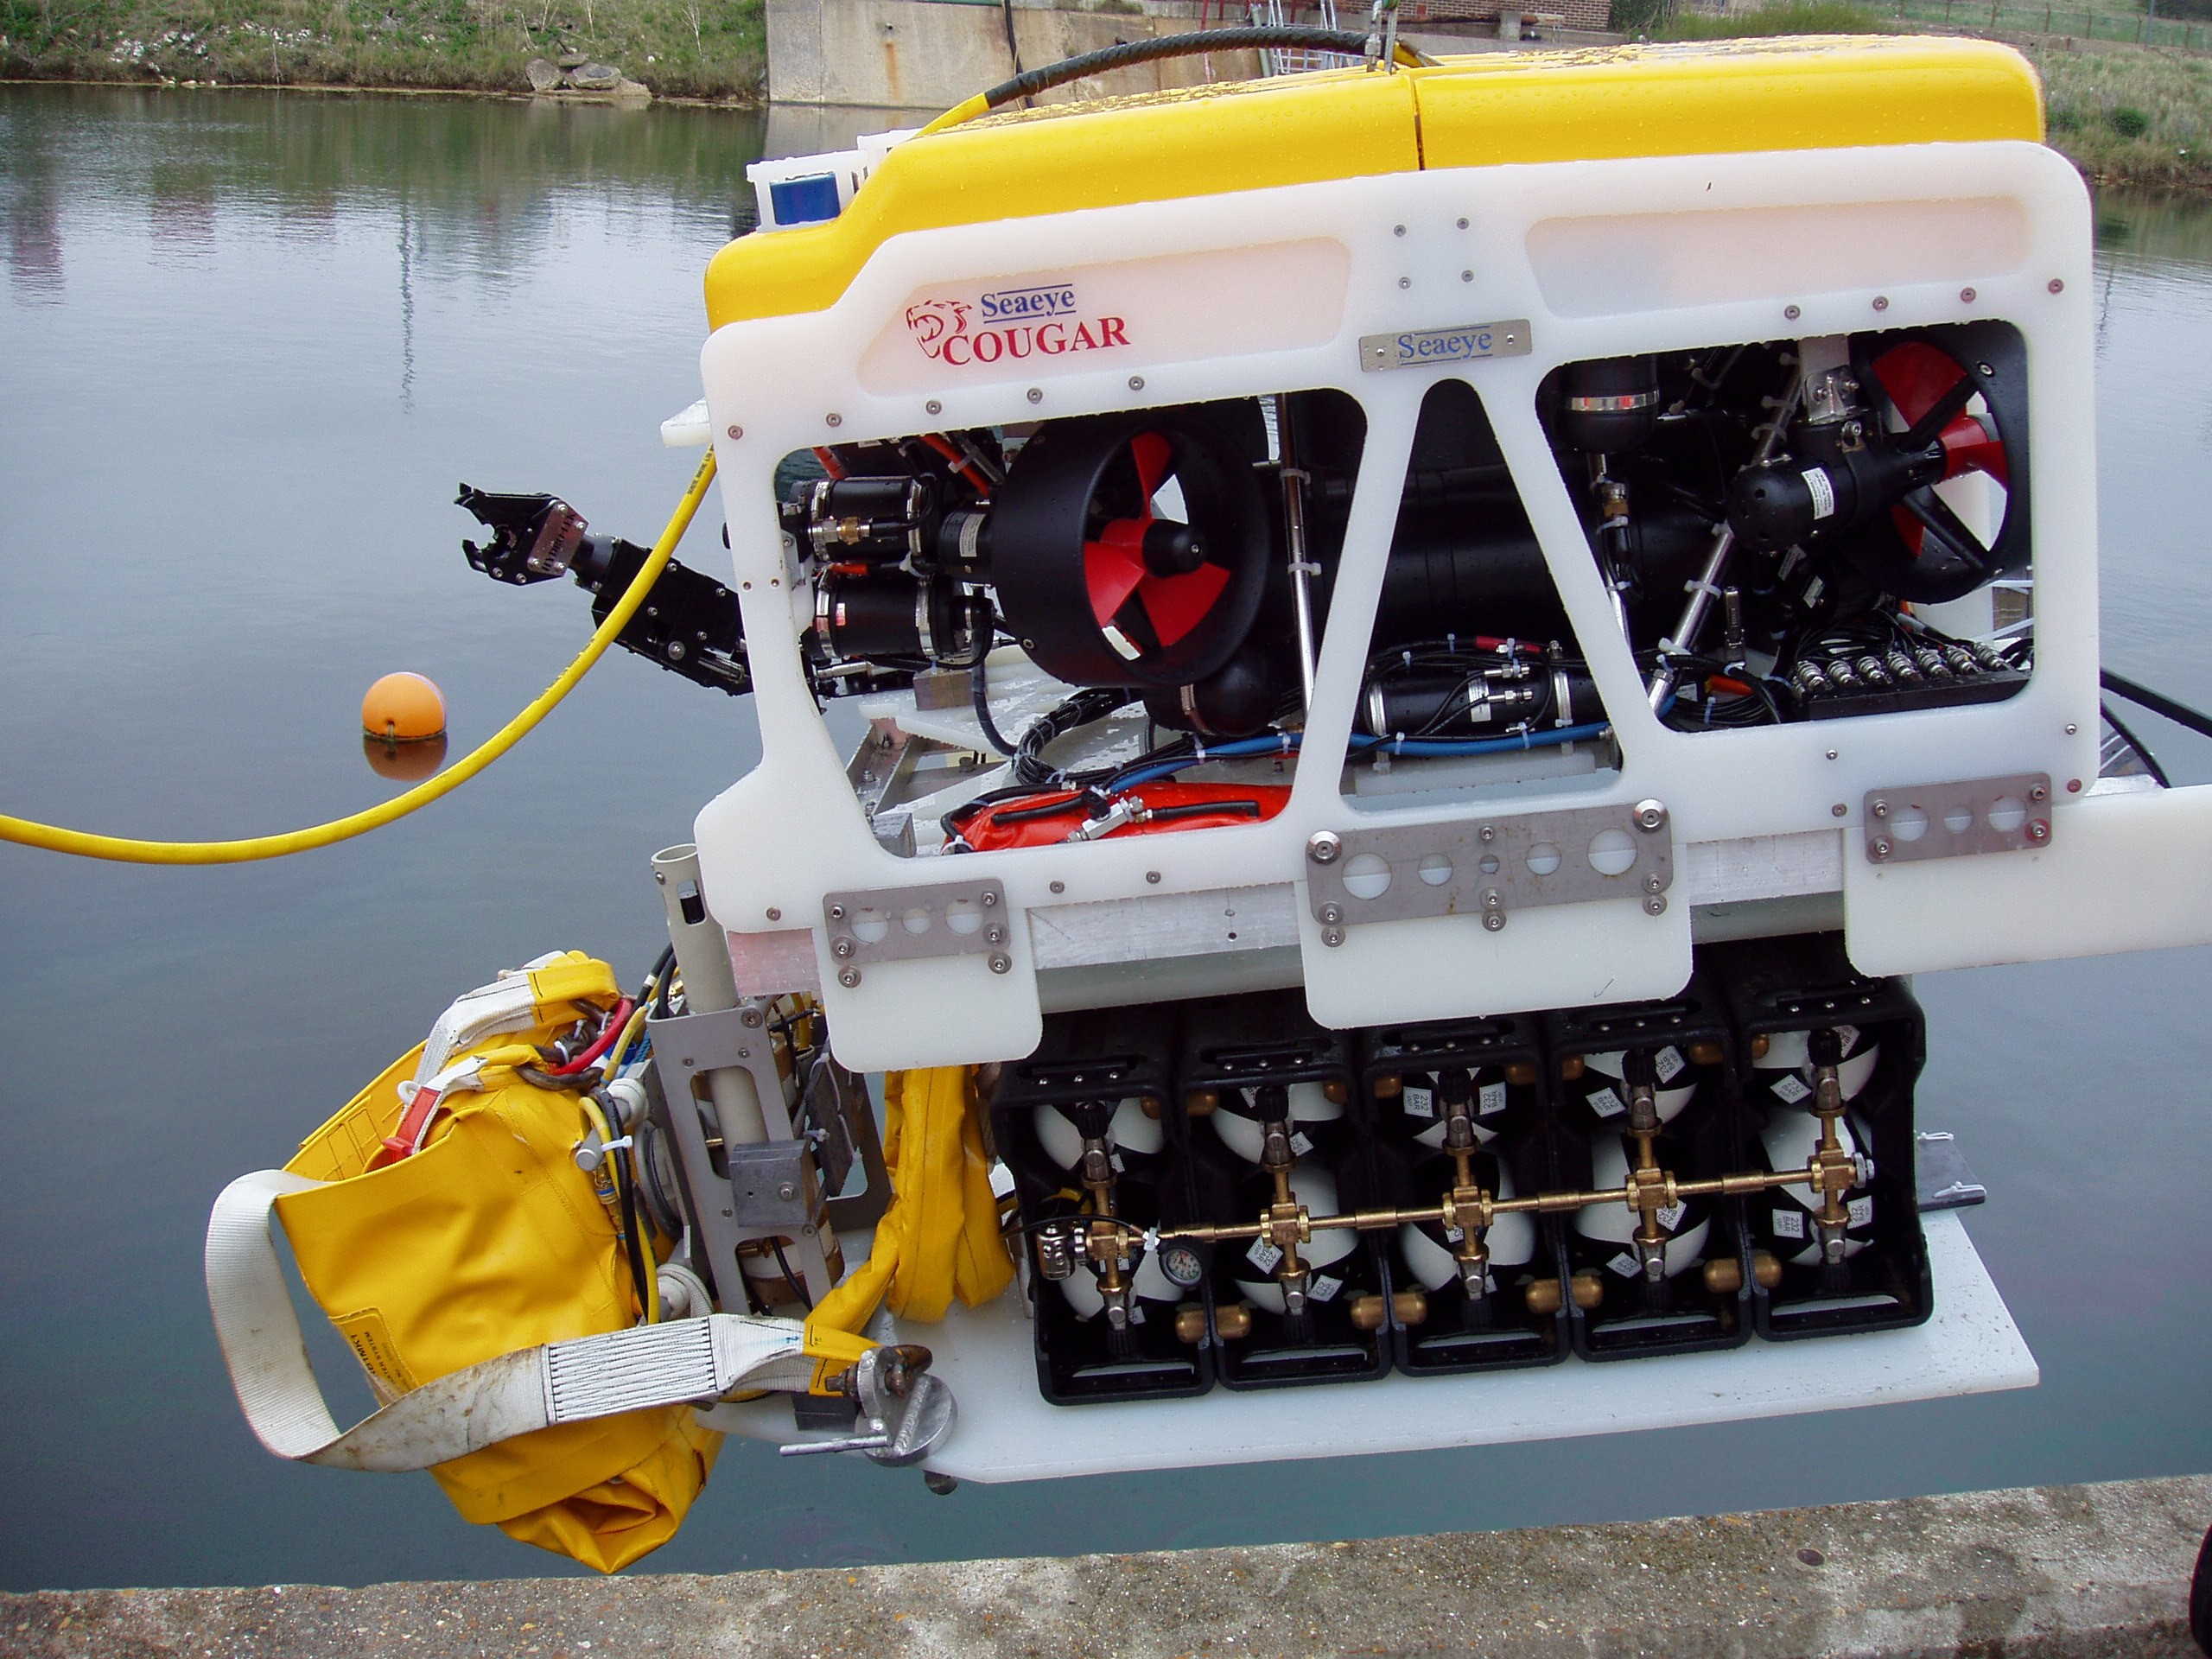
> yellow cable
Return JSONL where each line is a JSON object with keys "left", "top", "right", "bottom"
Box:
{"left": 0, "top": 450, "right": 719, "bottom": 865}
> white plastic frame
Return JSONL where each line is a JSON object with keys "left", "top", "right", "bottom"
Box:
{"left": 691, "top": 137, "right": 2212, "bottom": 1071}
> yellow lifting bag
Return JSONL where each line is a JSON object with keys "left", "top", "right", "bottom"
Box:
{"left": 274, "top": 956, "right": 721, "bottom": 1573}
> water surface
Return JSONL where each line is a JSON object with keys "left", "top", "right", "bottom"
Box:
{"left": 3, "top": 85, "right": 2211, "bottom": 1590}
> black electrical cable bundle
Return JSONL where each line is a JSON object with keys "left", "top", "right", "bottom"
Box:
{"left": 970, "top": 662, "right": 1020, "bottom": 757}
{"left": 969, "top": 28, "right": 1427, "bottom": 115}
{"left": 1013, "top": 687, "right": 1137, "bottom": 787}
{"left": 1661, "top": 658, "right": 1782, "bottom": 729}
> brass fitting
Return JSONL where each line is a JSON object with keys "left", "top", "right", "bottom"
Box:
{"left": 1525, "top": 1277, "right": 1564, "bottom": 1316}
{"left": 1348, "top": 1293, "right": 1389, "bottom": 1332}
{"left": 1393, "top": 1288, "right": 1429, "bottom": 1327}
{"left": 1215, "top": 1303, "right": 1253, "bottom": 1341}
{"left": 1140, "top": 1094, "right": 1163, "bottom": 1120}
{"left": 1373, "top": 1073, "right": 1403, "bottom": 1098}
{"left": 1751, "top": 1249, "right": 1784, "bottom": 1289}
{"left": 1185, "top": 1088, "right": 1217, "bottom": 1116}
{"left": 1703, "top": 1255, "right": 1744, "bottom": 1295}
{"left": 1264, "top": 1199, "right": 1309, "bottom": 1249}
{"left": 1560, "top": 1054, "right": 1586, "bottom": 1082}
{"left": 1570, "top": 1271, "right": 1605, "bottom": 1310}
{"left": 1173, "top": 1303, "right": 1208, "bottom": 1344}
{"left": 1504, "top": 1060, "right": 1538, "bottom": 1087}
{"left": 1688, "top": 1040, "right": 1726, "bottom": 1067}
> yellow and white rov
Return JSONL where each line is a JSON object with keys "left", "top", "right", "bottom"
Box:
{"left": 194, "top": 30, "right": 2212, "bottom": 1570}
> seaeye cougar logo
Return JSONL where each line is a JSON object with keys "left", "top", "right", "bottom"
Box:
{"left": 905, "top": 286, "right": 1130, "bottom": 368}
{"left": 906, "top": 299, "right": 971, "bottom": 361}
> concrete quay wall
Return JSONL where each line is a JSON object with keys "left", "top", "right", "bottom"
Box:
{"left": 4, "top": 1473, "right": 2209, "bottom": 1656}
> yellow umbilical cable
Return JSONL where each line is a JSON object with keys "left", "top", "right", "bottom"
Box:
{"left": 0, "top": 450, "right": 720, "bottom": 865}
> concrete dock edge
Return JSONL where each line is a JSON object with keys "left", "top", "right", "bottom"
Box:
{"left": 4, "top": 1473, "right": 2208, "bottom": 1657}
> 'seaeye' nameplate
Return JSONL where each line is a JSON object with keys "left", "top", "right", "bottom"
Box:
{"left": 1359, "top": 320, "right": 1532, "bottom": 372}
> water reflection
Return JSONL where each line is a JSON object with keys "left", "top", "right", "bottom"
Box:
{"left": 0, "top": 85, "right": 766, "bottom": 313}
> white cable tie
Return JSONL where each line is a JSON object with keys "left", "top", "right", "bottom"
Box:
{"left": 1681, "top": 579, "right": 1724, "bottom": 600}
{"left": 1142, "top": 1226, "right": 1160, "bottom": 1253}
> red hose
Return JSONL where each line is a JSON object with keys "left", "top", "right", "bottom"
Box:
{"left": 549, "top": 999, "right": 634, "bottom": 1077}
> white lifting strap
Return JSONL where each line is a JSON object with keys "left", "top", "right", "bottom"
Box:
{"left": 205, "top": 1170, "right": 820, "bottom": 1471}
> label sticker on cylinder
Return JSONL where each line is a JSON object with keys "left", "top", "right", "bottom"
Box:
{"left": 1246, "top": 1239, "right": 1284, "bottom": 1272}
{"left": 1309, "top": 1274, "right": 1344, "bottom": 1303}
{"left": 1607, "top": 1251, "right": 1642, "bottom": 1278}
{"left": 1773, "top": 1208, "right": 1805, "bottom": 1238}
{"left": 1656, "top": 1202, "right": 1688, "bottom": 1230}
{"left": 1848, "top": 1196, "right": 1875, "bottom": 1227}
{"left": 1654, "top": 1046, "right": 1686, "bottom": 1084}
{"left": 1771, "top": 1074, "right": 1814, "bottom": 1105}
{"left": 1802, "top": 467, "right": 1837, "bottom": 520}
{"left": 1402, "top": 1084, "right": 1436, "bottom": 1119}
{"left": 1588, "top": 1086, "right": 1627, "bottom": 1119}
{"left": 1478, "top": 1081, "right": 1508, "bottom": 1116}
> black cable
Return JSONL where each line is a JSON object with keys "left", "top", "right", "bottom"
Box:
{"left": 2101, "top": 669, "right": 2212, "bottom": 742}
{"left": 999, "top": 0, "right": 1024, "bottom": 85}
{"left": 970, "top": 663, "right": 1020, "bottom": 757}
{"left": 2101, "top": 700, "right": 2172, "bottom": 788}
{"left": 772, "top": 1238, "right": 815, "bottom": 1312}
{"left": 609, "top": 1124, "right": 654, "bottom": 1323}
{"left": 973, "top": 28, "right": 1421, "bottom": 114}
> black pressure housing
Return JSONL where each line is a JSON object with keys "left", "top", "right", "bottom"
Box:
{"left": 1359, "top": 1013, "right": 1570, "bottom": 1375}
{"left": 989, "top": 1004, "right": 1211, "bottom": 1405}
{"left": 1543, "top": 974, "right": 1754, "bottom": 1361}
{"left": 1707, "top": 932, "right": 1933, "bottom": 1340}
{"left": 1179, "top": 989, "right": 1391, "bottom": 1390}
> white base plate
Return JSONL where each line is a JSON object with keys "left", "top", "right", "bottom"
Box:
{"left": 708, "top": 1211, "right": 2033, "bottom": 1484}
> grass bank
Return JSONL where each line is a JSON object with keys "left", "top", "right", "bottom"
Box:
{"left": 0, "top": 0, "right": 764, "bottom": 98}
{"left": 1649, "top": 0, "right": 2212, "bottom": 190}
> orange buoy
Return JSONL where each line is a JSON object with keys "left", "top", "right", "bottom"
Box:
{"left": 362, "top": 671, "right": 446, "bottom": 743}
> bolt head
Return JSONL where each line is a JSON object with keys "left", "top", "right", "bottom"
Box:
{"left": 726, "top": 423, "right": 743, "bottom": 440}
{"left": 1319, "top": 904, "right": 1344, "bottom": 926}
{"left": 2029, "top": 783, "right": 2049, "bottom": 803}
{"left": 988, "top": 953, "right": 1013, "bottom": 975}
{"left": 1643, "top": 872, "right": 1663, "bottom": 893}
{"left": 1871, "top": 799, "right": 1888, "bottom": 818}
{"left": 766, "top": 906, "right": 782, "bottom": 921}
{"left": 981, "top": 890, "right": 998, "bottom": 906}
{"left": 1870, "top": 837, "right": 1892, "bottom": 861}
{"left": 831, "top": 938, "right": 855, "bottom": 958}
{"left": 1643, "top": 893, "right": 1668, "bottom": 916}
{"left": 829, "top": 902, "right": 847, "bottom": 920}
{"left": 777, "top": 1182, "right": 797, "bottom": 1201}
{"left": 1961, "top": 287, "right": 1976, "bottom": 303}
{"left": 1482, "top": 912, "right": 1507, "bottom": 932}
{"left": 1049, "top": 880, "right": 1065, "bottom": 894}
{"left": 2027, "top": 819, "right": 2050, "bottom": 842}
{"left": 1832, "top": 803, "right": 1848, "bottom": 818}
{"left": 1128, "top": 375, "right": 1145, "bottom": 391}
{"left": 1146, "top": 870, "right": 1162, "bottom": 885}
{"left": 838, "top": 966, "right": 861, "bottom": 988}
{"left": 2049, "top": 277, "right": 2065, "bottom": 294}
{"left": 1784, "top": 303, "right": 1802, "bottom": 321}
{"left": 825, "top": 412, "right": 842, "bottom": 428}
{"left": 985, "top": 925, "right": 1007, "bottom": 944}
{"left": 1322, "top": 926, "right": 1345, "bottom": 948}
{"left": 1633, "top": 799, "right": 1668, "bottom": 833}
{"left": 1872, "top": 295, "right": 1889, "bottom": 311}
{"left": 2064, "top": 722, "right": 2079, "bottom": 736}
{"left": 741, "top": 1008, "right": 763, "bottom": 1028}
{"left": 926, "top": 399, "right": 943, "bottom": 416}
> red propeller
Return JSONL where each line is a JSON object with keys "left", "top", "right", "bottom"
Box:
{"left": 1872, "top": 341, "right": 2007, "bottom": 559}
{"left": 1082, "top": 431, "right": 1231, "bottom": 651}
